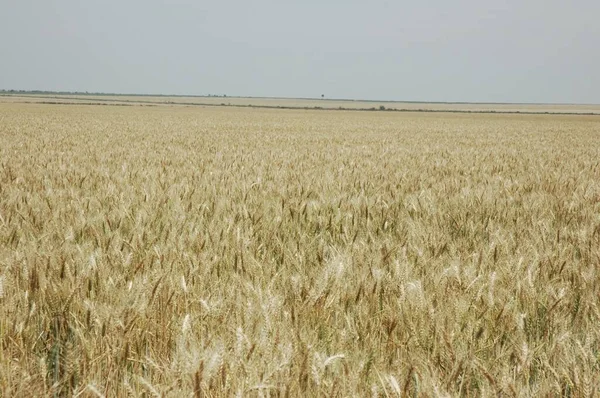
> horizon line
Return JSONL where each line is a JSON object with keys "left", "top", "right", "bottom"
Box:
{"left": 2, "top": 89, "right": 599, "bottom": 107}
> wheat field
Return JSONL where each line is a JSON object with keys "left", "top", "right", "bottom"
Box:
{"left": 1, "top": 102, "right": 599, "bottom": 396}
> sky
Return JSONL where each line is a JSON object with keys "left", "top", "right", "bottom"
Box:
{"left": 1, "top": 0, "right": 599, "bottom": 103}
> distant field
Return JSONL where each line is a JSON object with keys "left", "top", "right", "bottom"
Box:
{"left": 2, "top": 93, "right": 600, "bottom": 114}
{"left": 1, "top": 103, "right": 599, "bottom": 396}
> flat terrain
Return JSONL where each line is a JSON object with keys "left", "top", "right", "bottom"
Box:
{"left": 1, "top": 103, "right": 599, "bottom": 396}
{"left": 2, "top": 93, "right": 600, "bottom": 114}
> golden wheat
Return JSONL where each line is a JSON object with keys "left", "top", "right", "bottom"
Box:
{"left": 1, "top": 102, "right": 599, "bottom": 396}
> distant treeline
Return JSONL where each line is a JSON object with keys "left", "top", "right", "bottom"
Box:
{"left": 0, "top": 89, "right": 186, "bottom": 97}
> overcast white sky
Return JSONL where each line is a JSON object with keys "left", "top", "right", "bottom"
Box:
{"left": 1, "top": 0, "right": 599, "bottom": 103}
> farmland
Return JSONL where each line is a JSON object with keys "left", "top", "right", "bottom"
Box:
{"left": 3, "top": 92, "right": 600, "bottom": 114}
{"left": 1, "top": 101, "right": 600, "bottom": 396}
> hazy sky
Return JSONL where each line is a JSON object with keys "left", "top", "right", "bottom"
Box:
{"left": 1, "top": 0, "right": 599, "bottom": 103}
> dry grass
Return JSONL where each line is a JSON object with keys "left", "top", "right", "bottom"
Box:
{"left": 1, "top": 103, "right": 599, "bottom": 396}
